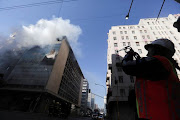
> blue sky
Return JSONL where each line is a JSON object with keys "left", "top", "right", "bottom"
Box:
{"left": 0, "top": 0, "right": 180, "bottom": 109}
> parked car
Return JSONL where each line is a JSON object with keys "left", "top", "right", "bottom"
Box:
{"left": 92, "top": 113, "right": 98, "bottom": 119}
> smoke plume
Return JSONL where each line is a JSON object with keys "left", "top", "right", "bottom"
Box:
{"left": 0, "top": 17, "right": 82, "bottom": 57}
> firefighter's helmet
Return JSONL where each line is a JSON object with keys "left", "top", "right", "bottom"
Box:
{"left": 145, "top": 38, "right": 175, "bottom": 56}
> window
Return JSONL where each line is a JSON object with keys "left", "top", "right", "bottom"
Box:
{"left": 147, "top": 35, "right": 150, "bottom": 39}
{"left": 113, "top": 31, "right": 116, "bottom": 35}
{"left": 152, "top": 22, "right": 154, "bottom": 25}
{"left": 156, "top": 37, "right": 158, "bottom": 39}
{"left": 121, "top": 36, "right": 124, "bottom": 40}
{"left": 130, "top": 76, "right": 134, "bottom": 83}
{"left": 142, "top": 26, "right": 144, "bottom": 28}
{"left": 155, "top": 26, "right": 158, "bottom": 30}
{"left": 138, "top": 49, "right": 142, "bottom": 54}
{"left": 142, "top": 35, "right": 145, "bottom": 39}
{"left": 166, "top": 26, "right": 169, "bottom": 29}
{"left": 136, "top": 42, "right": 140, "bottom": 46}
{"left": 137, "top": 26, "right": 140, "bottom": 28}
{"left": 120, "top": 31, "right": 123, "bottom": 34}
{"left": 144, "top": 30, "right": 147, "bottom": 33}
{"left": 114, "top": 43, "right": 118, "bottom": 47}
{"left": 123, "top": 42, "right": 126, "bottom": 46}
{"left": 115, "top": 78, "right": 117, "bottom": 84}
{"left": 124, "top": 31, "right": 127, "bottom": 34}
{"left": 134, "top": 36, "right": 137, "bottom": 39}
{"left": 119, "top": 76, "right": 123, "bottom": 83}
{"left": 147, "top": 22, "right": 150, "bottom": 25}
{"left": 126, "top": 36, "right": 129, "bottom": 40}
{"left": 150, "top": 27, "right": 153, "bottom": 30}
{"left": 153, "top": 32, "right": 156, "bottom": 35}
{"left": 123, "top": 27, "right": 126, "bottom": 29}
{"left": 161, "top": 31, "right": 164, "bottom": 35}
{"left": 161, "top": 26, "right": 164, "bottom": 29}
{"left": 158, "top": 26, "right": 161, "bottom": 30}
{"left": 119, "top": 27, "right": 121, "bottom": 29}
{"left": 128, "top": 42, "right": 131, "bottom": 46}
{"left": 158, "top": 31, "right": 161, "bottom": 35}
{"left": 117, "top": 67, "right": 122, "bottom": 72}
{"left": 145, "top": 41, "right": 148, "bottom": 44}
{"left": 162, "top": 21, "right": 165, "bottom": 24}
{"left": 120, "top": 89, "right": 125, "bottom": 96}
{"left": 170, "top": 31, "right": 173, "bottom": 34}
{"left": 132, "top": 31, "right": 135, "bottom": 34}
{"left": 174, "top": 36, "right": 177, "bottom": 40}
{"left": 113, "top": 37, "right": 117, "bottom": 40}
{"left": 140, "top": 30, "right": 142, "bottom": 33}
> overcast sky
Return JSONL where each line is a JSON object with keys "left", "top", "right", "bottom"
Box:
{"left": 0, "top": 0, "right": 179, "bottom": 108}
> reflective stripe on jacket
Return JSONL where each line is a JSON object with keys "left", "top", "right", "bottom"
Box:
{"left": 136, "top": 55, "right": 180, "bottom": 120}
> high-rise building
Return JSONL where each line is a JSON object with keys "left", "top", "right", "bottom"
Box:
{"left": 87, "top": 91, "right": 95, "bottom": 111}
{"left": 0, "top": 37, "right": 84, "bottom": 118}
{"left": 81, "top": 79, "right": 89, "bottom": 113}
{"left": 106, "top": 14, "right": 180, "bottom": 119}
{"left": 91, "top": 93, "right": 95, "bottom": 111}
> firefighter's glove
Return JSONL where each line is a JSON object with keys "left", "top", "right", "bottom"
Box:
{"left": 123, "top": 52, "right": 134, "bottom": 62}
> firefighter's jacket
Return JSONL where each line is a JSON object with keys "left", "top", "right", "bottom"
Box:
{"left": 122, "top": 55, "right": 180, "bottom": 120}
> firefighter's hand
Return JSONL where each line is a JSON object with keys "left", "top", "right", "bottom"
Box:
{"left": 123, "top": 52, "right": 134, "bottom": 61}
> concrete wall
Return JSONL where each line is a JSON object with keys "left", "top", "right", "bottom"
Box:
{"left": 46, "top": 40, "right": 69, "bottom": 94}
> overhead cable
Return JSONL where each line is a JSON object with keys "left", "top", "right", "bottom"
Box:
{"left": 0, "top": 0, "right": 78, "bottom": 11}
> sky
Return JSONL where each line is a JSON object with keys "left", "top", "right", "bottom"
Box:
{"left": 0, "top": 0, "right": 180, "bottom": 109}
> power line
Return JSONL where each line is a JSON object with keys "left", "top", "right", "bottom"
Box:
{"left": 92, "top": 93, "right": 104, "bottom": 99}
{"left": 0, "top": 0, "right": 78, "bottom": 11}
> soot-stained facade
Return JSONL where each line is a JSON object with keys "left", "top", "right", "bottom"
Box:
{"left": 0, "top": 38, "right": 84, "bottom": 117}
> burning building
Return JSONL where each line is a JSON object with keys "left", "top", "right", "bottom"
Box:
{"left": 0, "top": 37, "right": 84, "bottom": 117}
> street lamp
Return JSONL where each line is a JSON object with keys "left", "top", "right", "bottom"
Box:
{"left": 125, "top": 14, "right": 129, "bottom": 20}
{"left": 125, "top": 0, "right": 134, "bottom": 20}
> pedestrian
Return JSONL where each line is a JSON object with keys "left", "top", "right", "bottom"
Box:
{"left": 122, "top": 39, "right": 180, "bottom": 120}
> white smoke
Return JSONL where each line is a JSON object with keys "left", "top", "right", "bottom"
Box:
{"left": 7, "top": 17, "right": 82, "bottom": 57}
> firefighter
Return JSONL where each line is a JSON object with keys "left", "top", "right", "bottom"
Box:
{"left": 122, "top": 39, "right": 180, "bottom": 120}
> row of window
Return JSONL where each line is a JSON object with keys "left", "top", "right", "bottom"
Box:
{"left": 114, "top": 76, "right": 134, "bottom": 84}
{"left": 118, "top": 26, "right": 144, "bottom": 29}
{"left": 112, "top": 30, "right": 147, "bottom": 35}
{"left": 113, "top": 26, "right": 171, "bottom": 35}
{"left": 150, "top": 26, "right": 170, "bottom": 30}
{"left": 114, "top": 41, "right": 151, "bottom": 47}
{"left": 147, "top": 21, "right": 165, "bottom": 25}
{"left": 152, "top": 31, "right": 174, "bottom": 36}
{"left": 113, "top": 35, "right": 150, "bottom": 40}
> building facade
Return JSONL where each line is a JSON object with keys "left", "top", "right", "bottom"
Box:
{"left": 87, "top": 91, "right": 95, "bottom": 111}
{"left": 106, "top": 14, "right": 180, "bottom": 120}
{"left": 0, "top": 37, "right": 84, "bottom": 118}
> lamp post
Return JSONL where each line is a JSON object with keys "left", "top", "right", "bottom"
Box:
{"left": 95, "top": 83, "right": 107, "bottom": 115}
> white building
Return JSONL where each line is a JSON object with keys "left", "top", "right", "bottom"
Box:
{"left": 87, "top": 90, "right": 95, "bottom": 111}
{"left": 106, "top": 14, "right": 180, "bottom": 119}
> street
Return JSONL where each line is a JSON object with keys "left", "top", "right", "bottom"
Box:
{"left": 0, "top": 110, "right": 95, "bottom": 120}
